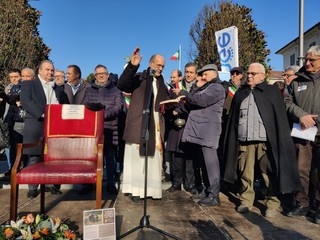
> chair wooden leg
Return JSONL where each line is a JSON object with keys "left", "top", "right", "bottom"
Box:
{"left": 40, "top": 185, "right": 45, "bottom": 214}
{"left": 96, "top": 176, "right": 102, "bottom": 209}
{"left": 10, "top": 183, "right": 19, "bottom": 221}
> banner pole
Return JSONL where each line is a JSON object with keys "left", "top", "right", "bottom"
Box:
{"left": 179, "top": 44, "right": 182, "bottom": 71}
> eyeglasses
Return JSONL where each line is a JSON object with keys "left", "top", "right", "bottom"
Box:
{"left": 54, "top": 75, "right": 65, "bottom": 78}
{"left": 304, "top": 58, "right": 320, "bottom": 63}
{"left": 95, "top": 72, "right": 108, "bottom": 76}
{"left": 246, "top": 72, "right": 263, "bottom": 77}
{"left": 231, "top": 71, "right": 241, "bottom": 76}
{"left": 282, "top": 74, "right": 295, "bottom": 78}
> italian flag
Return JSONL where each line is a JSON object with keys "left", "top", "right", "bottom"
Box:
{"left": 228, "top": 85, "right": 237, "bottom": 97}
{"left": 124, "top": 96, "right": 130, "bottom": 109}
{"left": 170, "top": 50, "right": 180, "bottom": 61}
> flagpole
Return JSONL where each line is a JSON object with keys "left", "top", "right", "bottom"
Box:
{"left": 179, "top": 44, "right": 182, "bottom": 71}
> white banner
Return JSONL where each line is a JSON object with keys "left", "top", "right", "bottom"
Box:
{"left": 215, "top": 26, "right": 239, "bottom": 72}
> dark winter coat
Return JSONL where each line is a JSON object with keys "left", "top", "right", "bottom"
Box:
{"left": 82, "top": 80, "right": 123, "bottom": 146}
{"left": 21, "top": 77, "right": 65, "bottom": 155}
{"left": 117, "top": 62, "right": 169, "bottom": 156}
{"left": 179, "top": 77, "right": 225, "bottom": 148}
{"left": 0, "top": 85, "right": 8, "bottom": 119}
{"left": 5, "top": 80, "right": 24, "bottom": 124}
{"left": 223, "top": 81, "right": 302, "bottom": 193}
{"left": 165, "top": 99, "right": 189, "bottom": 153}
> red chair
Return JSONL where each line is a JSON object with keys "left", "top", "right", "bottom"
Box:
{"left": 10, "top": 104, "right": 104, "bottom": 220}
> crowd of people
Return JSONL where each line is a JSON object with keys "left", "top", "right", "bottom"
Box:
{"left": 0, "top": 45, "right": 320, "bottom": 225}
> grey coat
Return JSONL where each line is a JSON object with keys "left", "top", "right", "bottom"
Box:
{"left": 180, "top": 78, "right": 225, "bottom": 148}
{"left": 285, "top": 66, "right": 320, "bottom": 134}
{"left": 64, "top": 80, "right": 88, "bottom": 104}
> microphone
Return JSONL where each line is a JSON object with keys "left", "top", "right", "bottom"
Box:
{"left": 149, "top": 69, "right": 156, "bottom": 77}
{"left": 166, "top": 81, "right": 175, "bottom": 89}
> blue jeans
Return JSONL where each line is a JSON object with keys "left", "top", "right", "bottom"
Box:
{"left": 5, "top": 148, "right": 10, "bottom": 171}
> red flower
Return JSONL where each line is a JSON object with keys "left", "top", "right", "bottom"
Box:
{"left": 41, "top": 228, "right": 49, "bottom": 235}
{"left": 4, "top": 228, "right": 14, "bottom": 238}
{"left": 33, "top": 231, "right": 41, "bottom": 239}
{"left": 64, "top": 230, "right": 76, "bottom": 240}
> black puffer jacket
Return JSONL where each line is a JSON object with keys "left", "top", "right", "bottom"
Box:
{"left": 82, "top": 79, "right": 123, "bottom": 146}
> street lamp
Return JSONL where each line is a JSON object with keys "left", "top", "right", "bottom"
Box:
{"left": 298, "top": 0, "right": 304, "bottom": 67}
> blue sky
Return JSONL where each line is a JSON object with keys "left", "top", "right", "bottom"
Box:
{"left": 30, "top": 0, "right": 320, "bottom": 81}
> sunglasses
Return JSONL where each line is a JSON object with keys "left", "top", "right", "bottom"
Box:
{"left": 231, "top": 71, "right": 241, "bottom": 76}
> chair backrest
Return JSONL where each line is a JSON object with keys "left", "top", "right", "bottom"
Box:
{"left": 44, "top": 104, "right": 104, "bottom": 162}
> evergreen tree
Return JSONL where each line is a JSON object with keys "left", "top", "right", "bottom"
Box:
{"left": 86, "top": 73, "right": 95, "bottom": 83}
{"left": 189, "top": 0, "right": 270, "bottom": 72}
{"left": 0, "top": 0, "right": 50, "bottom": 85}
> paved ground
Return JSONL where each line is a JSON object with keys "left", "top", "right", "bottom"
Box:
{"left": 1, "top": 171, "right": 320, "bottom": 240}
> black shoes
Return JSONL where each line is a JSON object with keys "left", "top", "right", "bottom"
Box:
{"left": 185, "top": 187, "right": 198, "bottom": 195}
{"left": 27, "top": 189, "right": 38, "bottom": 198}
{"left": 129, "top": 195, "right": 143, "bottom": 204}
{"left": 286, "top": 205, "right": 310, "bottom": 217}
{"left": 107, "top": 185, "right": 118, "bottom": 195}
{"left": 237, "top": 205, "right": 252, "bottom": 214}
{"left": 28, "top": 186, "right": 62, "bottom": 198}
{"left": 198, "top": 195, "right": 221, "bottom": 206}
{"left": 45, "top": 186, "right": 63, "bottom": 195}
{"left": 162, "top": 175, "right": 172, "bottom": 183}
{"left": 166, "top": 185, "right": 181, "bottom": 193}
{"left": 190, "top": 190, "right": 206, "bottom": 201}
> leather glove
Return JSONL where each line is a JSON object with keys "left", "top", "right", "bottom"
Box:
{"left": 85, "top": 102, "right": 105, "bottom": 111}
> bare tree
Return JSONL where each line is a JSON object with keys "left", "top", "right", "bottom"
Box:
{"left": 189, "top": 0, "right": 270, "bottom": 72}
{"left": 0, "top": 0, "right": 50, "bottom": 85}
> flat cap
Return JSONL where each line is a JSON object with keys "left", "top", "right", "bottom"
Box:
{"left": 230, "top": 67, "right": 243, "bottom": 74}
{"left": 198, "top": 64, "right": 218, "bottom": 74}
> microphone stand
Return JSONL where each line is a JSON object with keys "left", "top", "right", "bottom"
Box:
{"left": 118, "top": 74, "right": 181, "bottom": 240}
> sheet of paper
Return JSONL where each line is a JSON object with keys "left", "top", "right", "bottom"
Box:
{"left": 62, "top": 104, "right": 85, "bottom": 119}
{"left": 291, "top": 123, "right": 318, "bottom": 141}
{"left": 83, "top": 208, "right": 116, "bottom": 240}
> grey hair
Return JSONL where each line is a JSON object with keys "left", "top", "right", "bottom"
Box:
{"left": 21, "top": 67, "right": 35, "bottom": 77}
{"left": 306, "top": 45, "right": 320, "bottom": 56}
{"left": 55, "top": 69, "right": 65, "bottom": 75}
{"left": 249, "top": 63, "right": 265, "bottom": 73}
{"left": 285, "top": 65, "right": 300, "bottom": 73}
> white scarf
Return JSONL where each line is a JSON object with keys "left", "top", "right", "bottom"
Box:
{"left": 39, "top": 75, "right": 59, "bottom": 104}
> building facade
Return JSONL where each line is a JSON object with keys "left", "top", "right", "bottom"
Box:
{"left": 276, "top": 22, "right": 320, "bottom": 68}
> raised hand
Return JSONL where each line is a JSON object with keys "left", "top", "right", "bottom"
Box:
{"left": 130, "top": 47, "right": 142, "bottom": 66}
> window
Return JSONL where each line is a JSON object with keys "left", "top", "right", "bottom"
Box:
{"left": 309, "top": 41, "right": 316, "bottom": 48}
{"left": 290, "top": 54, "right": 296, "bottom": 66}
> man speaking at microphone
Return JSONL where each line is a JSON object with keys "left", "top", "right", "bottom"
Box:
{"left": 117, "top": 48, "right": 169, "bottom": 202}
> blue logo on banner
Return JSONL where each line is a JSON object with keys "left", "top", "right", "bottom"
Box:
{"left": 217, "top": 32, "right": 234, "bottom": 71}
